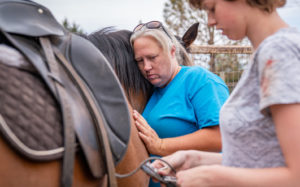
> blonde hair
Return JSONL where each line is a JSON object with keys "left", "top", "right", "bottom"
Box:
{"left": 189, "top": 0, "right": 286, "bottom": 13}
{"left": 130, "top": 27, "right": 193, "bottom": 66}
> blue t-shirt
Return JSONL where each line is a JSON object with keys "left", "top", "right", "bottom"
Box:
{"left": 143, "top": 65, "right": 229, "bottom": 139}
{"left": 145, "top": 66, "right": 229, "bottom": 187}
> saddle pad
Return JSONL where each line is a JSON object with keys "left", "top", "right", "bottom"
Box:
{"left": 0, "top": 62, "right": 64, "bottom": 160}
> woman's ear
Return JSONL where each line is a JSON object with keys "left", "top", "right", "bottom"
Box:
{"left": 170, "top": 45, "right": 176, "bottom": 58}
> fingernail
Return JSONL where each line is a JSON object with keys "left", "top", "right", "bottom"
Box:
{"left": 158, "top": 165, "right": 168, "bottom": 171}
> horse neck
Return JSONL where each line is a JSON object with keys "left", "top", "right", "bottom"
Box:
{"left": 126, "top": 89, "right": 148, "bottom": 114}
{"left": 115, "top": 103, "right": 150, "bottom": 186}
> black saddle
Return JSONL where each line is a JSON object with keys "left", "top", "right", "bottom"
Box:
{"left": 0, "top": 0, "right": 131, "bottom": 186}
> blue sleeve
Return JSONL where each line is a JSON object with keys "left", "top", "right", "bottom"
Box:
{"left": 190, "top": 78, "right": 229, "bottom": 128}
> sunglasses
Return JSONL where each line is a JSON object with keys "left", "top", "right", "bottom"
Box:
{"left": 133, "top": 21, "right": 172, "bottom": 40}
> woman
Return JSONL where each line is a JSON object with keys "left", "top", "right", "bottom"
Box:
{"left": 130, "top": 21, "right": 229, "bottom": 186}
{"left": 130, "top": 20, "right": 228, "bottom": 154}
{"left": 152, "top": 0, "right": 300, "bottom": 186}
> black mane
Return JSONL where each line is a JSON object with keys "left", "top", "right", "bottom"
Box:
{"left": 85, "top": 28, "right": 152, "bottom": 103}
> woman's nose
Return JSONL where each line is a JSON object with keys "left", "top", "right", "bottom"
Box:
{"left": 207, "top": 15, "right": 217, "bottom": 27}
{"left": 143, "top": 60, "right": 152, "bottom": 71}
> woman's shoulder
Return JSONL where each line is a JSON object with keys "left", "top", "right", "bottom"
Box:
{"left": 181, "top": 66, "right": 227, "bottom": 87}
{"left": 181, "top": 65, "right": 210, "bottom": 76}
{"left": 256, "top": 27, "right": 300, "bottom": 65}
{"left": 259, "top": 27, "right": 300, "bottom": 52}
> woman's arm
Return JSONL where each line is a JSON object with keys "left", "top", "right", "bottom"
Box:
{"left": 175, "top": 104, "right": 300, "bottom": 187}
{"left": 133, "top": 110, "right": 221, "bottom": 156}
{"left": 151, "top": 150, "right": 222, "bottom": 177}
{"left": 159, "top": 126, "right": 221, "bottom": 156}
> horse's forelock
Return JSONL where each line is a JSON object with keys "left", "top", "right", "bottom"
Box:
{"left": 87, "top": 28, "right": 152, "bottom": 103}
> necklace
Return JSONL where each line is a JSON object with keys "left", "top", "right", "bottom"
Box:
{"left": 171, "top": 66, "right": 181, "bottom": 80}
{"left": 175, "top": 66, "right": 181, "bottom": 76}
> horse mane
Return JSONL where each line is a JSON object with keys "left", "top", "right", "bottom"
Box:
{"left": 85, "top": 28, "right": 153, "bottom": 104}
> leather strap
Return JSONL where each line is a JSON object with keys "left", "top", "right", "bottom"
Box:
{"left": 53, "top": 44, "right": 117, "bottom": 187}
{"left": 39, "top": 37, "right": 76, "bottom": 187}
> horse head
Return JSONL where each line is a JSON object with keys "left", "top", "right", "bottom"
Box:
{"left": 86, "top": 29, "right": 153, "bottom": 113}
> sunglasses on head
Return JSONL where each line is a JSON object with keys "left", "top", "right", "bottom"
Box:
{"left": 133, "top": 21, "right": 172, "bottom": 40}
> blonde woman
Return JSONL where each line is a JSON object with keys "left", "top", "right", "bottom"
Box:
{"left": 130, "top": 21, "right": 229, "bottom": 186}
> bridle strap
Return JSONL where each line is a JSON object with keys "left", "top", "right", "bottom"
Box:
{"left": 115, "top": 156, "right": 176, "bottom": 178}
{"left": 40, "top": 37, "right": 76, "bottom": 187}
{"left": 52, "top": 43, "right": 117, "bottom": 187}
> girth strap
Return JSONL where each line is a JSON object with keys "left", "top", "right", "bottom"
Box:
{"left": 53, "top": 43, "right": 117, "bottom": 187}
{"left": 40, "top": 37, "right": 76, "bottom": 187}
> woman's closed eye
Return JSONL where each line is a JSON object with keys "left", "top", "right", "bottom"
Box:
{"left": 148, "top": 55, "right": 158, "bottom": 61}
{"left": 203, "top": 3, "right": 215, "bottom": 14}
{"left": 135, "top": 58, "right": 144, "bottom": 63}
{"left": 135, "top": 55, "right": 158, "bottom": 64}
{"left": 205, "top": 7, "right": 215, "bottom": 14}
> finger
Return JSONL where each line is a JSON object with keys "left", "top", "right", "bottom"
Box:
{"left": 132, "top": 110, "right": 139, "bottom": 120}
{"left": 134, "top": 111, "right": 149, "bottom": 125}
{"left": 135, "top": 118, "right": 148, "bottom": 129}
{"left": 151, "top": 161, "right": 172, "bottom": 176}
{"left": 140, "top": 121, "right": 153, "bottom": 133}
{"left": 138, "top": 132, "right": 153, "bottom": 148}
{"left": 135, "top": 121, "right": 149, "bottom": 135}
{"left": 135, "top": 120, "right": 153, "bottom": 135}
{"left": 157, "top": 167, "right": 172, "bottom": 176}
{"left": 138, "top": 131, "right": 149, "bottom": 143}
{"left": 152, "top": 160, "right": 166, "bottom": 168}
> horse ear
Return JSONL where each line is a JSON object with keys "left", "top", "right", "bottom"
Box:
{"left": 181, "top": 22, "right": 199, "bottom": 49}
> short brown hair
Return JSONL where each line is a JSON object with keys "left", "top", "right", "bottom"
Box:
{"left": 188, "top": 0, "right": 204, "bottom": 9}
{"left": 246, "top": 0, "right": 286, "bottom": 13}
{"left": 188, "top": 0, "right": 286, "bottom": 13}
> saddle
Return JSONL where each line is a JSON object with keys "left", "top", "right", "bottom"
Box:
{"left": 0, "top": 0, "right": 131, "bottom": 186}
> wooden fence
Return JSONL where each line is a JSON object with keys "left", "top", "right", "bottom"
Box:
{"left": 189, "top": 45, "right": 253, "bottom": 54}
{"left": 189, "top": 45, "right": 253, "bottom": 92}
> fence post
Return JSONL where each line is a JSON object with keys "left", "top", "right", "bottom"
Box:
{"left": 220, "top": 71, "right": 225, "bottom": 81}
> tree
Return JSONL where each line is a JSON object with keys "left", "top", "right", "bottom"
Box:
{"left": 163, "top": 0, "right": 250, "bottom": 74}
{"left": 62, "top": 18, "right": 85, "bottom": 35}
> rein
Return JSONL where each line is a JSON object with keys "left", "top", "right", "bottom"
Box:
{"left": 115, "top": 156, "right": 177, "bottom": 185}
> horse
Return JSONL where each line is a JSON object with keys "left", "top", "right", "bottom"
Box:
{"left": 0, "top": 1, "right": 149, "bottom": 186}
{"left": 0, "top": 1, "right": 199, "bottom": 186}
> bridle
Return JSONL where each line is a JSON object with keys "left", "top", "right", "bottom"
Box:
{"left": 115, "top": 156, "right": 177, "bottom": 186}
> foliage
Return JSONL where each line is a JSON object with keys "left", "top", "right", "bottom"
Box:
{"left": 163, "top": 0, "right": 250, "bottom": 74}
{"left": 62, "top": 18, "right": 85, "bottom": 35}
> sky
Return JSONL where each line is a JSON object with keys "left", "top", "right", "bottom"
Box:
{"left": 36, "top": 0, "right": 300, "bottom": 34}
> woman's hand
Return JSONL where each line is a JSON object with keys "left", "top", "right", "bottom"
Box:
{"left": 151, "top": 150, "right": 192, "bottom": 177}
{"left": 133, "top": 110, "right": 164, "bottom": 155}
{"left": 175, "top": 165, "right": 223, "bottom": 187}
{"left": 150, "top": 150, "right": 223, "bottom": 187}
{"left": 151, "top": 150, "right": 222, "bottom": 176}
